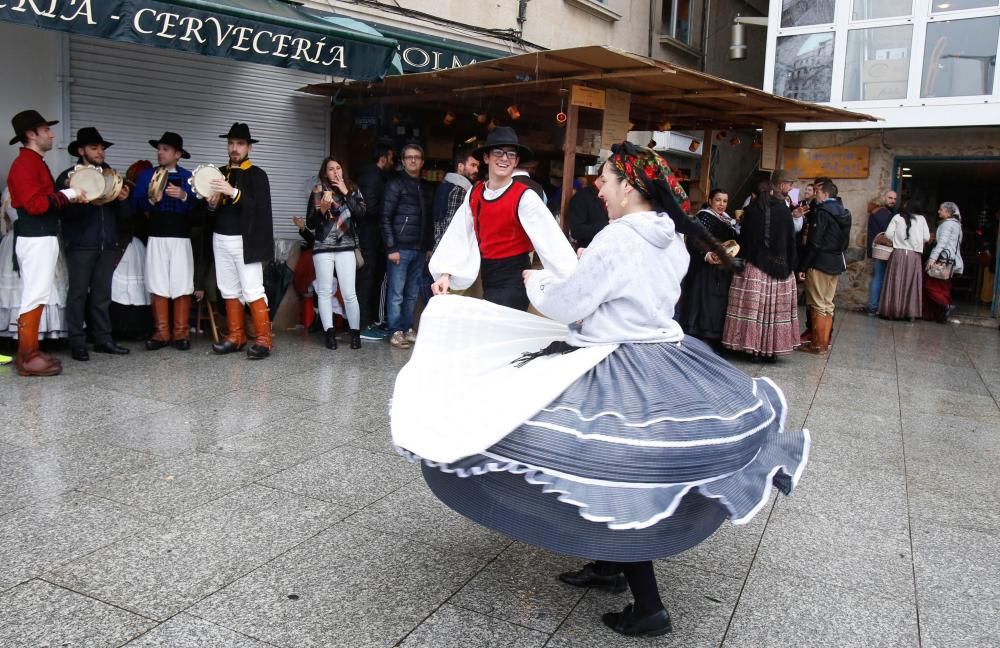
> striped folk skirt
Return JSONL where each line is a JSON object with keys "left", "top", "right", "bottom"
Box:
{"left": 401, "top": 338, "right": 810, "bottom": 563}
{"left": 721, "top": 262, "right": 800, "bottom": 357}
{"left": 878, "top": 249, "right": 923, "bottom": 320}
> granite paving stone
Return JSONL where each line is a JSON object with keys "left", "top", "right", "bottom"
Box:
{"left": 398, "top": 604, "right": 549, "bottom": 648}
{"left": 666, "top": 496, "right": 773, "bottom": 579}
{"left": 122, "top": 613, "right": 275, "bottom": 647}
{"left": 906, "top": 456, "right": 1000, "bottom": 534}
{"left": 203, "top": 416, "right": 358, "bottom": 469}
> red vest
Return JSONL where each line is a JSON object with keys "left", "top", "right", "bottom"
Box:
{"left": 470, "top": 181, "right": 534, "bottom": 260}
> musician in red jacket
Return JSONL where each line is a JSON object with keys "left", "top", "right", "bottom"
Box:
{"left": 430, "top": 127, "right": 576, "bottom": 310}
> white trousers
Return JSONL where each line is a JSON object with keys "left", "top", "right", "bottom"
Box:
{"left": 213, "top": 234, "right": 266, "bottom": 303}
{"left": 15, "top": 236, "right": 59, "bottom": 316}
{"left": 313, "top": 250, "right": 359, "bottom": 330}
{"left": 146, "top": 236, "right": 194, "bottom": 298}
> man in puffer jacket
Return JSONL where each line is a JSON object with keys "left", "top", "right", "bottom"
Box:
{"left": 797, "top": 179, "right": 851, "bottom": 354}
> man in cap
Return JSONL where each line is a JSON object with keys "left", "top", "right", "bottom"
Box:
{"left": 430, "top": 126, "right": 576, "bottom": 311}
{"left": 6, "top": 110, "right": 84, "bottom": 376}
{"left": 204, "top": 122, "right": 274, "bottom": 359}
{"left": 56, "top": 127, "right": 131, "bottom": 361}
{"left": 131, "top": 132, "right": 197, "bottom": 350}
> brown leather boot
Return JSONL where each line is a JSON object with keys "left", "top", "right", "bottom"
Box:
{"left": 798, "top": 313, "right": 832, "bottom": 354}
{"left": 16, "top": 306, "right": 62, "bottom": 377}
{"left": 172, "top": 295, "right": 192, "bottom": 350}
{"left": 145, "top": 294, "right": 171, "bottom": 350}
{"left": 246, "top": 298, "right": 272, "bottom": 359}
{"left": 213, "top": 299, "right": 248, "bottom": 354}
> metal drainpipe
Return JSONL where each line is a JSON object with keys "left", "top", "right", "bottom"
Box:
{"left": 648, "top": 0, "right": 655, "bottom": 57}
{"left": 701, "top": 0, "right": 712, "bottom": 71}
{"left": 517, "top": 0, "right": 529, "bottom": 33}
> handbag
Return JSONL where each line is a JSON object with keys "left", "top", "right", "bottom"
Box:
{"left": 926, "top": 248, "right": 955, "bottom": 280}
{"left": 354, "top": 247, "right": 365, "bottom": 269}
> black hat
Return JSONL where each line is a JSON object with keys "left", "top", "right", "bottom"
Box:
{"left": 149, "top": 131, "right": 190, "bottom": 159}
{"left": 219, "top": 122, "right": 259, "bottom": 144}
{"left": 68, "top": 127, "right": 113, "bottom": 159}
{"left": 472, "top": 126, "right": 532, "bottom": 162}
{"left": 9, "top": 109, "right": 58, "bottom": 146}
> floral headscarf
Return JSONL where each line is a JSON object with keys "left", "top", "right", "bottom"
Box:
{"left": 609, "top": 141, "right": 690, "bottom": 214}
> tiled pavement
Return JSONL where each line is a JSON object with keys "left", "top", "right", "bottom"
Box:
{"left": 1, "top": 312, "right": 998, "bottom": 647}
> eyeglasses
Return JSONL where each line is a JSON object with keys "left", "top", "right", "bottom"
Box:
{"left": 403, "top": 155, "right": 423, "bottom": 161}
{"left": 490, "top": 149, "right": 519, "bottom": 160}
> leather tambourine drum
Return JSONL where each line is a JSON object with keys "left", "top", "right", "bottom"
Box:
{"left": 94, "top": 168, "right": 124, "bottom": 206}
{"left": 148, "top": 166, "right": 169, "bottom": 204}
{"left": 189, "top": 164, "right": 224, "bottom": 199}
{"left": 722, "top": 239, "right": 741, "bottom": 257}
{"left": 67, "top": 165, "right": 105, "bottom": 203}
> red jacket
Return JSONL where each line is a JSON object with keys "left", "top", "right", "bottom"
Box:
{"left": 7, "top": 147, "right": 68, "bottom": 236}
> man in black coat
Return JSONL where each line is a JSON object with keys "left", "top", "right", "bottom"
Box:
{"left": 568, "top": 176, "right": 608, "bottom": 248}
{"left": 381, "top": 143, "right": 432, "bottom": 349}
{"left": 355, "top": 143, "right": 394, "bottom": 340}
{"left": 206, "top": 123, "right": 274, "bottom": 359}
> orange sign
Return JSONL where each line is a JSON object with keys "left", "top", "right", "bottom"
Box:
{"left": 784, "top": 146, "right": 871, "bottom": 179}
{"left": 570, "top": 84, "right": 606, "bottom": 109}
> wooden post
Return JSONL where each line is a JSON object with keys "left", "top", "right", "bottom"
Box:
{"left": 776, "top": 124, "right": 786, "bottom": 168}
{"left": 559, "top": 104, "right": 579, "bottom": 233}
{"left": 699, "top": 129, "right": 713, "bottom": 206}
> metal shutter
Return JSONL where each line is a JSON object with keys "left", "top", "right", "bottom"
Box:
{"left": 68, "top": 35, "right": 330, "bottom": 240}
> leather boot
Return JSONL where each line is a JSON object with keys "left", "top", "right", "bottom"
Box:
{"left": 349, "top": 329, "right": 361, "bottom": 350}
{"left": 16, "top": 306, "right": 61, "bottom": 377}
{"left": 325, "top": 327, "right": 338, "bottom": 350}
{"left": 212, "top": 299, "right": 247, "bottom": 354}
{"left": 799, "top": 313, "right": 832, "bottom": 354}
{"left": 172, "top": 295, "right": 192, "bottom": 350}
{"left": 145, "top": 295, "right": 171, "bottom": 350}
{"left": 246, "top": 298, "right": 272, "bottom": 359}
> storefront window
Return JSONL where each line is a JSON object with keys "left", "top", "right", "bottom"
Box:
{"left": 852, "top": 0, "right": 914, "bottom": 20}
{"left": 843, "top": 25, "right": 913, "bottom": 101}
{"left": 781, "top": 0, "right": 836, "bottom": 28}
{"left": 930, "top": 0, "right": 999, "bottom": 12}
{"left": 774, "top": 33, "right": 835, "bottom": 102}
{"left": 921, "top": 16, "right": 1000, "bottom": 97}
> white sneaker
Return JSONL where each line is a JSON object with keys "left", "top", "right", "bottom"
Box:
{"left": 405, "top": 328, "right": 417, "bottom": 343}
{"left": 389, "top": 331, "right": 411, "bottom": 349}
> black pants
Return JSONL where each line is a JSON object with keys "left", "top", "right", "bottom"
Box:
{"left": 596, "top": 560, "right": 664, "bottom": 615}
{"left": 66, "top": 248, "right": 118, "bottom": 348}
{"left": 356, "top": 223, "right": 386, "bottom": 328}
{"left": 482, "top": 254, "right": 531, "bottom": 311}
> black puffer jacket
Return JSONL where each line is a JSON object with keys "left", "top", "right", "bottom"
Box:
{"left": 381, "top": 171, "right": 433, "bottom": 253}
{"left": 800, "top": 199, "right": 852, "bottom": 275}
{"left": 55, "top": 165, "right": 125, "bottom": 252}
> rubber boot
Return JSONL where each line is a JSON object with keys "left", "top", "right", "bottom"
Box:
{"left": 145, "top": 294, "right": 171, "bottom": 350}
{"left": 246, "top": 298, "right": 272, "bottom": 359}
{"left": 172, "top": 295, "right": 192, "bottom": 350}
{"left": 16, "top": 306, "right": 61, "bottom": 377}
{"left": 212, "top": 299, "right": 247, "bottom": 354}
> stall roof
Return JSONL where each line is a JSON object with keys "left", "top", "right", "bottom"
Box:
{"left": 301, "top": 45, "right": 877, "bottom": 130}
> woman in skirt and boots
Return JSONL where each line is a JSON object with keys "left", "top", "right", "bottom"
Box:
{"left": 391, "top": 142, "right": 810, "bottom": 638}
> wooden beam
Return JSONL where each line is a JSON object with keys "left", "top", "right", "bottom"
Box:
{"left": 646, "top": 90, "right": 748, "bottom": 101}
{"left": 452, "top": 68, "right": 665, "bottom": 94}
{"left": 560, "top": 104, "right": 580, "bottom": 234}
{"left": 699, "top": 130, "right": 713, "bottom": 204}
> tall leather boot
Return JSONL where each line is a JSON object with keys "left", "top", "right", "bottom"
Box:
{"left": 172, "top": 295, "right": 192, "bottom": 350}
{"left": 246, "top": 298, "right": 272, "bottom": 359}
{"left": 212, "top": 298, "right": 247, "bottom": 354}
{"left": 16, "top": 306, "right": 61, "bottom": 377}
{"left": 145, "top": 295, "right": 171, "bottom": 350}
{"left": 798, "top": 313, "right": 832, "bottom": 355}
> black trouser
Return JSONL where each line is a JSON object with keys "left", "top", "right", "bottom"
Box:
{"left": 482, "top": 253, "right": 531, "bottom": 311}
{"left": 356, "top": 222, "right": 386, "bottom": 328}
{"left": 595, "top": 560, "right": 664, "bottom": 615}
{"left": 66, "top": 249, "right": 118, "bottom": 348}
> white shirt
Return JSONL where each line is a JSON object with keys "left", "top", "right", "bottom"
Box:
{"left": 885, "top": 213, "right": 930, "bottom": 252}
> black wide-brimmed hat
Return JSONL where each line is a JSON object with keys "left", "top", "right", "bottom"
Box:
{"left": 219, "top": 122, "right": 259, "bottom": 144}
{"left": 9, "top": 109, "right": 58, "bottom": 146}
{"left": 68, "top": 127, "right": 113, "bottom": 158}
{"left": 149, "top": 131, "right": 190, "bottom": 159}
{"left": 472, "top": 126, "right": 532, "bottom": 162}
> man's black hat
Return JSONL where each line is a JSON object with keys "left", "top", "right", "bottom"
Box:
{"left": 219, "top": 122, "right": 259, "bottom": 144}
{"left": 149, "top": 131, "right": 191, "bottom": 159}
{"left": 68, "top": 127, "right": 114, "bottom": 158}
{"left": 9, "top": 110, "right": 58, "bottom": 146}
{"left": 472, "top": 126, "right": 532, "bottom": 162}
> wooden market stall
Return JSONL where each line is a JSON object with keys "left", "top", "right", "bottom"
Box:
{"left": 302, "top": 45, "right": 877, "bottom": 230}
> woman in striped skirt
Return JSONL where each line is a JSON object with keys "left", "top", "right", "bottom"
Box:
{"left": 392, "top": 143, "right": 810, "bottom": 638}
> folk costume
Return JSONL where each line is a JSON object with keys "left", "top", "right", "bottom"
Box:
{"left": 132, "top": 132, "right": 196, "bottom": 350}
{"left": 430, "top": 127, "right": 576, "bottom": 311}
{"left": 877, "top": 212, "right": 930, "bottom": 320}
{"left": 676, "top": 206, "right": 739, "bottom": 344}
{"left": 393, "top": 142, "right": 809, "bottom": 637}
{"left": 6, "top": 110, "right": 75, "bottom": 376}
{"left": 208, "top": 123, "right": 274, "bottom": 359}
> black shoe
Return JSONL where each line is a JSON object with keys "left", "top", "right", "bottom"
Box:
{"left": 601, "top": 604, "right": 673, "bottom": 637}
{"left": 349, "top": 329, "right": 361, "bottom": 350}
{"left": 558, "top": 563, "right": 628, "bottom": 593}
{"left": 325, "top": 327, "right": 338, "bottom": 350}
{"left": 246, "top": 343, "right": 270, "bottom": 360}
{"left": 145, "top": 338, "right": 170, "bottom": 351}
{"left": 212, "top": 339, "right": 245, "bottom": 354}
{"left": 174, "top": 339, "right": 190, "bottom": 351}
{"left": 93, "top": 342, "right": 130, "bottom": 355}
{"left": 71, "top": 346, "right": 90, "bottom": 362}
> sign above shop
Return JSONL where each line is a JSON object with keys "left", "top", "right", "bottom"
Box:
{"left": 784, "top": 145, "right": 871, "bottom": 179}
{"left": 0, "top": 0, "right": 397, "bottom": 79}
{"left": 570, "top": 85, "right": 606, "bottom": 110}
{"left": 369, "top": 23, "right": 504, "bottom": 74}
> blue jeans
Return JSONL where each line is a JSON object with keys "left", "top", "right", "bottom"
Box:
{"left": 868, "top": 259, "right": 887, "bottom": 312}
{"left": 387, "top": 248, "right": 423, "bottom": 333}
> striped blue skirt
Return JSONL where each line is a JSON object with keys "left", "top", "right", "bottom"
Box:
{"left": 401, "top": 336, "right": 810, "bottom": 562}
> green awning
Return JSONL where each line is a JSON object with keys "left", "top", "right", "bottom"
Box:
{"left": 0, "top": 0, "right": 399, "bottom": 80}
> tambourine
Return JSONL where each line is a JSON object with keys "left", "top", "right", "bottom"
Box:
{"left": 93, "top": 168, "right": 124, "bottom": 206}
{"left": 67, "top": 165, "right": 105, "bottom": 203}
{"left": 148, "top": 166, "right": 168, "bottom": 204}
{"left": 189, "top": 164, "right": 225, "bottom": 199}
{"left": 722, "top": 240, "right": 741, "bottom": 257}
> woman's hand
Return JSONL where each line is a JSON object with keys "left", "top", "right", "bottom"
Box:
{"left": 292, "top": 216, "right": 306, "bottom": 231}
{"left": 333, "top": 177, "right": 349, "bottom": 195}
{"left": 318, "top": 198, "right": 335, "bottom": 214}
{"left": 431, "top": 274, "right": 450, "bottom": 295}
{"left": 522, "top": 269, "right": 537, "bottom": 284}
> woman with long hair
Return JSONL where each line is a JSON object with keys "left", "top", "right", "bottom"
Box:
{"left": 304, "top": 156, "right": 365, "bottom": 349}
{"left": 877, "top": 201, "right": 929, "bottom": 320}
{"left": 722, "top": 180, "right": 800, "bottom": 361}
{"left": 676, "top": 187, "right": 738, "bottom": 348}
{"left": 390, "top": 142, "right": 808, "bottom": 638}
{"left": 923, "top": 201, "right": 964, "bottom": 323}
